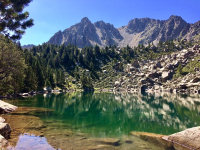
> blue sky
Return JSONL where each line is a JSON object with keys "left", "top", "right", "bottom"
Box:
{"left": 20, "top": 0, "right": 200, "bottom": 46}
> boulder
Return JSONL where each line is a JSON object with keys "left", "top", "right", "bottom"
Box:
{"left": 114, "top": 62, "right": 122, "bottom": 70}
{"left": 138, "top": 73, "right": 145, "bottom": 77}
{"left": 172, "top": 61, "right": 180, "bottom": 68}
{"left": 141, "top": 85, "right": 148, "bottom": 92}
{"left": 0, "top": 123, "right": 11, "bottom": 139}
{"left": 186, "top": 83, "right": 199, "bottom": 88}
{"left": 72, "top": 80, "right": 76, "bottom": 84}
{"left": 194, "top": 67, "right": 199, "bottom": 71}
{"left": 129, "top": 66, "right": 135, "bottom": 72}
{"left": 86, "top": 145, "right": 116, "bottom": 150}
{"left": 150, "top": 45, "right": 156, "bottom": 50}
{"left": 132, "top": 60, "right": 139, "bottom": 68}
{"left": 115, "top": 81, "right": 120, "bottom": 86}
{"left": 162, "top": 126, "right": 200, "bottom": 150}
{"left": 178, "top": 83, "right": 187, "bottom": 89}
{"left": 146, "top": 71, "right": 160, "bottom": 79}
{"left": 0, "top": 117, "right": 5, "bottom": 123}
{"left": 88, "top": 138, "right": 120, "bottom": 146}
{"left": 163, "top": 64, "right": 173, "bottom": 70}
{"left": 122, "top": 135, "right": 133, "bottom": 144}
{"left": 140, "top": 79, "right": 147, "bottom": 85}
{"left": 193, "top": 44, "right": 200, "bottom": 50}
{"left": 183, "top": 51, "right": 195, "bottom": 59}
{"left": 173, "top": 89, "right": 179, "bottom": 93}
{"left": 155, "top": 61, "right": 162, "bottom": 68}
{"left": 0, "top": 100, "right": 18, "bottom": 114}
{"left": 154, "top": 85, "right": 160, "bottom": 90}
{"left": 190, "top": 77, "right": 200, "bottom": 83}
{"left": 162, "top": 71, "right": 173, "bottom": 81}
{"left": 21, "top": 93, "right": 29, "bottom": 96}
{"left": 0, "top": 134, "right": 7, "bottom": 147}
{"left": 194, "top": 89, "right": 200, "bottom": 94}
{"left": 127, "top": 84, "right": 133, "bottom": 89}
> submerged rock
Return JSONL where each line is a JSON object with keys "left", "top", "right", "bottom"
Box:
{"left": 122, "top": 135, "right": 133, "bottom": 144}
{"left": 10, "top": 107, "right": 54, "bottom": 115}
{"left": 0, "top": 135, "right": 7, "bottom": 147}
{"left": 88, "top": 138, "right": 120, "bottom": 146}
{"left": 130, "top": 131, "right": 173, "bottom": 149}
{"left": 86, "top": 145, "right": 116, "bottom": 150}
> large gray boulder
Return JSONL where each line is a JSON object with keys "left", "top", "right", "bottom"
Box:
{"left": 162, "top": 71, "right": 173, "bottom": 81}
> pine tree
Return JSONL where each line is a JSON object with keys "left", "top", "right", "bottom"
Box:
{"left": 177, "top": 63, "right": 182, "bottom": 74}
{"left": 0, "top": 0, "right": 34, "bottom": 40}
{"left": 94, "top": 45, "right": 100, "bottom": 56}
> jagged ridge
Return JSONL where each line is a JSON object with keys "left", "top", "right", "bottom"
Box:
{"left": 47, "top": 15, "right": 200, "bottom": 48}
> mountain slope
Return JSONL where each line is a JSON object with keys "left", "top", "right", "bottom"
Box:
{"left": 47, "top": 15, "right": 200, "bottom": 48}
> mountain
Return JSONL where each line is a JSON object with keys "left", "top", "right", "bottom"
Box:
{"left": 22, "top": 44, "right": 35, "bottom": 49}
{"left": 47, "top": 15, "right": 200, "bottom": 48}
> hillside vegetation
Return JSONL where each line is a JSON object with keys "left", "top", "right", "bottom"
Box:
{"left": 1, "top": 32, "right": 200, "bottom": 95}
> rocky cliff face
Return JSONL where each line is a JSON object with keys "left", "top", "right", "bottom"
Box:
{"left": 47, "top": 15, "right": 200, "bottom": 48}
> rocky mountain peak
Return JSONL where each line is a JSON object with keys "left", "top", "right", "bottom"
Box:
{"left": 126, "top": 17, "right": 154, "bottom": 33}
{"left": 169, "top": 15, "right": 183, "bottom": 20}
{"left": 81, "top": 17, "right": 91, "bottom": 24}
{"left": 168, "top": 15, "right": 187, "bottom": 24}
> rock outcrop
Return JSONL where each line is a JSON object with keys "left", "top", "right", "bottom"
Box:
{"left": 130, "top": 128, "right": 200, "bottom": 150}
{"left": 0, "top": 100, "right": 17, "bottom": 114}
{"left": 48, "top": 15, "right": 200, "bottom": 48}
{"left": 162, "top": 127, "right": 200, "bottom": 150}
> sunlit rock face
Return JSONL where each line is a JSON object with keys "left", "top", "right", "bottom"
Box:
{"left": 48, "top": 15, "right": 200, "bottom": 48}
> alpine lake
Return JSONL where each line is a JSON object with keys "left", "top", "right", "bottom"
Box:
{"left": 2, "top": 92, "right": 200, "bottom": 150}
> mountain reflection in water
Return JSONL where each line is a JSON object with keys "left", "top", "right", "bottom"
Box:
{"left": 7, "top": 92, "right": 200, "bottom": 137}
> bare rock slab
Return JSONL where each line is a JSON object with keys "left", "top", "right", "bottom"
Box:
{"left": 130, "top": 131, "right": 173, "bottom": 149}
{"left": 162, "top": 126, "right": 200, "bottom": 150}
{"left": 0, "top": 100, "right": 17, "bottom": 114}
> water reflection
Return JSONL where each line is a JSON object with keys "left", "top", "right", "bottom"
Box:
{"left": 7, "top": 92, "right": 200, "bottom": 137}
{"left": 6, "top": 134, "right": 56, "bottom": 150}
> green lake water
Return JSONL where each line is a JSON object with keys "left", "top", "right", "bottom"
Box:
{"left": 4, "top": 92, "right": 200, "bottom": 149}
